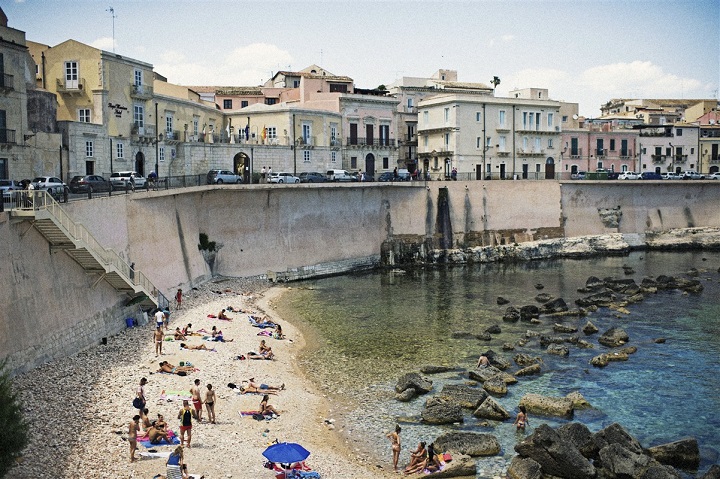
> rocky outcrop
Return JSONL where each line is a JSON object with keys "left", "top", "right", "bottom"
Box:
{"left": 514, "top": 353, "right": 541, "bottom": 367}
{"left": 473, "top": 396, "right": 510, "bottom": 420}
{"left": 420, "top": 365, "right": 455, "bottom": 374}
{"left": 514, "top": 424, "right": 595, "bottom": 479}
{"left": 598, "top": 327, "right": 629, "bottom": 347}
{"left": 598, "top": 443, "right": 681, "bottom": 479}
{"left": 520, "top": 305, "right": 540, "bottom": 321}
{"left": 395, "top": 372, "right": 433, "bottom": 394}
{"left": 482, "top": 377, "right": 507, "bottom": 396}
{"left": 540, "top": 297, "right": 569, "bottom": 314}
{"left": 556, "top": 422, "right": 600, "bottom": 460}
{"left": 647, "top": 437, "right": 700, "bottom": 470}
{"left": 519, "top": 393, "right": 574, "bottom": 418}
{"left": 433, "top": 431, "right": 501, "bottom": 456}
{"left": 395, "top": 388, "right": 417, "bottom": 402}
{"left": 700, "top": 464, "right": 720, "bottom": 478}
{"left": 503, "top": 306, "right": 521, "bottom": 322}
{"left": 507, "top": 456, "right": 542, "bottom": 479}
{"left": 421, "top": 397, "right": 463, "bottom": 424}
{"left": 438, "top": 384, "right": 487, "bottom": 409}
{"left": 594, "top": 423, "right": 643, "bottom": 454}
{"left": 425, "top": 453, "right": 476, "bottom": 478}
{"left": 582, "top": 321, "right": 599, "bottom": 335}
{"left": 515, "top": 363, "right": 541, "bottom": 377}
{"left": 565, "top": 391, "right": 591, "bottom": 409}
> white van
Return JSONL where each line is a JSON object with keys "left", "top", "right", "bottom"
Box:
{"left": 326, "top": 169, "right": 356, "bottom": 182}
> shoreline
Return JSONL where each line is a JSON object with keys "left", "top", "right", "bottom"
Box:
{"left": 12, "top": 278, "right": 397, "bottom": 479}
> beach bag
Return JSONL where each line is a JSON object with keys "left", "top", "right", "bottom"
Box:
{"left": 132, "top": 397, "right": 144, "bottom": 409}
{"left": 252, "top": 413, "right": 265, "bottom": 421}
{"left": 176, "top": 371, "right": 187, "bottom": 376}
{"left": 442, "top": 453, "right": 452, "bottom": 462}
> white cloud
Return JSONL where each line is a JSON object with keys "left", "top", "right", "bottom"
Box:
{"left": 488, "top": 35, "right": 515, "bottom": 47}
{"left": 154, "top": 43, "right": 293, "bottom": 86}
{"left": 501, "top": 35, "right": 515, "bottom": 42}
{"left": 90, "top": 37, "right": 116, "bottom": 51}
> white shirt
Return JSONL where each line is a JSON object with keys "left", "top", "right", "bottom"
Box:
{"left": 155, "top": 310, "right": 165, "bottom": 326}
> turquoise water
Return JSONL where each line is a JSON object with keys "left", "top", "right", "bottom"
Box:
{"left": 280, "top": 251, "right": 720, "bottom": 477}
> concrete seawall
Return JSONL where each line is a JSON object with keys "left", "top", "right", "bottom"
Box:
{"left": 2, "top": 180, "right": 719, "bottom": 373}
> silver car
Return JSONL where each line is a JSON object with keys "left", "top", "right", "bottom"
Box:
{"left": 31, "top": 176, "right": 68, "bottom": 195}
{"left": 110, "top": 171, "right": 147, "bottom": 189}
{"left": 268, "top": 172, "right": 300, "bottom": 184}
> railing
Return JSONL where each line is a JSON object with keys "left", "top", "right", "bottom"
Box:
{"left": 0, "top": 73, "right": 14, "bottom": 90}
{"left": 55, "top": 77, "right": 86, "bottom": 93}
{"left": 130, "top": 84, "right": 154, "bottom": 99}
{"left": 164, "top": 130, "right": 182, "bottom": 141}
{"left": 570, "top": 148, "right": 582, "bottom": 158}
{"left": 674, "top": 154, "right": 688, "bottom": 162}
{"left": 6, "top": 190, "right": 168, "bottom": 308}
{"left": 296, "top": 136, "right": 316, "bottom": 146}
{"left": 596, "top": 149, "right": 607, "bottom": 157}
{"left": 652, "top": 154, "right": 666, "bottom": 162}
{"left": 346, "top": 137, "right": 396, "bottom": 147}
{"left": 0, "top": 128, "right": 16, "bottom": 144}
{"left": 639, "top": 130, "right": 673, "bottom": 137}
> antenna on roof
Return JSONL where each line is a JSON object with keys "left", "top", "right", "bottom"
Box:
{"left": 106, "top": 6, "right": 116, "bottom": 53}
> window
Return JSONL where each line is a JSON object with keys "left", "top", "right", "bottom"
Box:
{"left": 0, "top": 158, "right": 7, "bottom": 179}
{"left": 676, "top": 128, "right": 683, "bottom": 136}
{"left": 444, "top": 108, "right": 450, "bottom": 123}
{"left": 331, "top": 151, "right": 336, "bottom": 163}
{"left": 64, "top": 61, "right": 78, "bottom": 89}
{"left": 562, "top": 115, "right": 568, "bottom": 122}
{"left": 499, "top": 136, "right": 506, "bottom": 151}
{"left": 85, "top": 140, "right": 93, "bottom": 157}
{"left": 266, "top": 127, "right": 277, "bottom": 139}
{"left": 193, "top": 117, "right": 199, "bottom": 136}
{"left": 241, "top": 100, "right": 248, "bottom": 108}
{"left": 522, "top": 112, "right": 528, "bottom": 129}
{"left": 423, "top": 136, "right": 428, "bottom": 148}
{"left": 379, "top": 125, "right": 390, "bottom": 146}
{"left": 265, "top": 98, "right": 277, "bottom": 105}
{"left": 78, "top": 109, "right": 91, "bottom": 123}
{"left": 547, "top": 138, "right": 553, "bottom": 149}
{"left": 302, "top": 124, "right": 311, "bottom": 144}
{"left": 547, "top": 113, "right": 554, "bottom": 127}
{"left": 350, "top": 156, "right": 357, "bottom": 169}
{"left": 534, "top": 138, "right": 541, "bottom": 151}
{"left": 134, "top": 69, "right": 142, "bottom": 87}
{"left": 691, "top": 147, "right": 694, "bottom": 154}
{"left": 610, "top": 139, "right": 616, "bottom": 151}
{"left": 331, "top": 125, "right": 337, "bottom": 145}
{"left": 116, "top": 142, "right": 124, "bottom": 159}
{"left": 621, "top": 139, "right": 628, "bottom": 156}
{"left": 166, "top": 114, "right": 173, "bottom": 136}
{"left": 486, "top": 137, "right": 492, "bottom": 148}
{"left": 523, "top": 137, "right": 528, "bottom": 150}
{"left": 407, "top": 97, "right": 414, "bottom": 108}
{"left": 303, "top": 150, "right": 311, "bottom": 162}
{"left": 476, "top": 112, "right": 481, "bottom": 122}
{"left": 444, "top": 133, "right": 449, "bottom": 147}
{"left": 223, "top": 99, "right": 232, "bottom": 109}
{"left": 476, "top": 137, "right": 482, "bottom": 149}
{"left": 134, "top": 105, "right": 144, "bottom": 128}
{"left": 535, "top": 113, "right": 540, "bottom": 130}
{"left": 293, "top": 80, "right": 300, "bottom": 88}
{"left": 499, "top": 110, "right": 506, "bottom": 127}
{"left": 423, "top": 111, "right": 429, "bottom": 125}
{"left": 383, "top": 157, "right": 389, "bottom": 169}
{"left": 159, "top": 147, "right": 165, "bottom": 163}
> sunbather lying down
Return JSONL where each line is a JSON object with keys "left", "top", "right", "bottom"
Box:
{"left": 246, "top": 351, "right": 273, "bottom": 360}
{"left": 157, "top": 361, "right": 196, "bottom": 375}
{"left": 180, "top": 343, "right": 215, "bottom": 351}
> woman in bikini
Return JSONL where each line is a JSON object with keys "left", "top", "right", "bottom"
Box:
{"left": 514, "top": 405, "right": 529, "bottom": 430}
{"left": 258, "top": 340, "right": 274, "bottom": 359}
{"left": 386, "top": 424, "right": 401, "bottom": 472}
{"left": 180, "top": 343, "right": 209, "bottom": 351}
{"left": 204, "top": 384, "right": 216, "bottom": 424}
{"left": 404, "top": 441, "right": 426, "bottom": 473}
{"left": 259, "top": 394, "right": 280, "bottom": 416}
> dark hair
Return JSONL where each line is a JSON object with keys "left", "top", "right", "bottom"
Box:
{"left": 207, "top": 384, "right": 213, "bottom": 389}
{"left": 420, "top": 441, "right": 426, "bottom": 448}
{"left": 519, "top": 405, "right": 527, "bottom": 414}
{"left": 194, "top": 379, "right": 200, "bottom": 385}
{"left": 262, "top": 394, "right": 269, "bottom": 401}
{"left": 180, "top": 343, "right": 187, "bottom": 348}
{"left": 395, "top": 424, "right": 401, "bottom": 433}
{"left": 140, "top": 377, "right": 147, "bottom": 384}
{"left": 143, "top": 408, "right": 149, "bottom": 414}
{"left": 133, "top": 415, "right": 141, "bottom": 421}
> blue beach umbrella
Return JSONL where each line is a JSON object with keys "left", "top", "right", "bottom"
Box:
{"left": 262, "top": 442, "right": 311, "bottom": 464}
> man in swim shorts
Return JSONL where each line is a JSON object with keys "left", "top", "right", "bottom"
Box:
{"left": 154, "top": 326, "right": 164, "bottom": 356}
{"left": 190, "top": 378, "right": 203, "bottom": 422}
{"left": 178, "top": 400, "right": 193, "bottom": 447}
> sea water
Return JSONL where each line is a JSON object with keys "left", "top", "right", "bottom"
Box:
{"left": 277, "top": 251, "right": 720, "bottom": 478}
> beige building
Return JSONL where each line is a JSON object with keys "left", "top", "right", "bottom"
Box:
{"left": 636, "top": 123, "right": 699, "bottom": 174}
{"left": 418, "top": 89, "right": 561, "bottom": 180}
{"left": 0, "top": 13, "right": 61, "bottom": 181}
{"left": 693, "top": 110, "right": 720, "bottom": 174}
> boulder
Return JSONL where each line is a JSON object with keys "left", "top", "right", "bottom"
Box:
{"left": 421, "top": 365, "right": 455, "bottom": 374}
{"left": 434, "top": 431, "right": 501, "bottom": 456}
{"left": 576, "top": 290, "right": 617, "bottom": 307}
{"left": 485, "top": 324, "right": 502, "bottom": 334}
{"left": 519, "top": 393, "right": 574, "bottom": 419}
{"left": 547, "top": 344, "right": 570, "bottom": 356}
{"left": 451, "top": 331, "right": 476, "bottom": 339}
{"left": 502, "top": 343, "right": 515, "bottom": 351}
{"left": 514, "top": 353, "right": 541, "bottom": 367}
{"left": 514, "top": 424, "right": 595, "bottom": 479}
{"left": 594, "top": 422, "right": 643, "bottom": 454}
{"left": 585, "top": 276, "right": 605, "bottom": 290}
{"left": 475, "top": 332, "right": 492, "bottom": 341}
{"left": 541, "top": 297, "right": 569, "bottom": 314}
{"left": 700, "top": 465, "right": 720, "bottom": 479}
{"left": 469, "top": 366, "right": 517, "bottom": 385}
{"left": 421, "top": 396, "right": 464, "bottom": 424}
{"left": 425, "top": 453, "right": 476, "bottom": 478}
{"left": 503, "top": 306, "right": 521, "bottom": 322}
{"left": 556, "top": 422, "right": 600, "bottom": 459}
{"left": 576, "top": 339, "right": 594, "bottom": 349}
{"left": 565, "top": 391, "right": 591, "bottom": 409}
{"left": 535, "top": 292, "right": 553, "bottom": 303}
{"left": 534, "top": 283, "right": 545, "bottom": 290}
{"left": 395, "top": 372, "right": 433, "bottom": 394}
{"left": 438, "top": 384, "right": 488, "bottom": 409}
{"left": 497, "top": 296, "right": 511, "bottom": 305}
{"left": 597, "top": 443, "right": 680, "bottom": 479}
{"left": 507, "top": 456, "right": 542, "bottom": 479}
{"left": 553, "top": 323, "right": 578, "bottom": 333}
{"left": 590, "top": 354, "right": 609, "bottom": 367}
{"left": 647, "top": 437, "right": 700, "bottom": 470}
{"left": 515, "top": 364, "right": 541, "bottom": 377}
{"left": 483, "top": 350, "right": 512, "bottom": 370}
{"left": 482, "top": 377, "right": 508, "bottom": 396}
{"left": 473, "top": 396, "right": 510, "bottom": 420}
{"left": 598, "top": 327, "right": 629, "bottom": 347}
{"left": 396, "top": 388, "right": 417, "bottom": 402}
{"left": 582, "top": 321, "right": 599, "bottom": 335}
{"left": 520, "top": 305, "right": 540, "bottom": 321}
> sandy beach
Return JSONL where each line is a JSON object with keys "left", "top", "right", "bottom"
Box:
{"left": 12, "top": 278, "right": 397, "bottom": 479}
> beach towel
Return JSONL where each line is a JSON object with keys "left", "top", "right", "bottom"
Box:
{"left": 159, "top": 390, "right": 192, "bottom": 402}
{"left": 248, "top": 315, "right": 276, "bottom": 328}
{"left": 138, "top": 429, "right": 181, "bottom": 448}
{"left": 139, "top": 451, "right": 171, "bottom": 459}
{"left": 239, "top": 410, "right": 275, "bottom": 420}
{"left": 257, "top": 330, "right": 272, "bottom": 336}
{"left": 207, "top": 314, "right": 217, "bottom": 318}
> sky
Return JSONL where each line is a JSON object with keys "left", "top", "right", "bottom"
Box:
{"left": 6, "top": 0, "right": 719, "bottom": 117}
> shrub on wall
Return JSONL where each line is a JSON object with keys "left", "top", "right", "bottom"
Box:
{"left": 198, "top": 233, "right": 216, "bottom": 252}
{"left": 0, "top": 360, "right": 29, "bottom": 477}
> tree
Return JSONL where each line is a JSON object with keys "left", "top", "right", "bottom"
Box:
{"left": 0, "top": 360, "right": 29, "bottom": 477}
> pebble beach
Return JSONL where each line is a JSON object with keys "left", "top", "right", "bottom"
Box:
{"left": 12, "top": 278, "right": 397, "bottom": 479}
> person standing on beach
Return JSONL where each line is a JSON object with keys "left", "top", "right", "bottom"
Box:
{"left": 129, "top": 415, "right": 140, "bottom": 462}
{"left": 175, "top": 289, "right": 183, "bottom": 309}
{"left": 135, "top": 377, "right": 148, "bottom": 410}
{"left": 190, "top": 379, "right": 203, "bottom": 422}
{"left": 178, "top": 400, "right": 193, "bottom": 447}
{"left": 155, "top": 309, "right": 165, "bottom": 330}
{"left": 154, "top": 326, "right": 164, "bottom": 356}
{"left": 386, "top": 424, "right": 401, "bottom": 472}
{"left": 204, "top": 384, "right": 216, "bottom": 424}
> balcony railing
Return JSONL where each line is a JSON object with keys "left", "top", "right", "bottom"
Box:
{"left": 296, "top": 136, "right": 316, "bottom": 146}
{"left": 570, "top": 148, "right": 582, "bottom": 158}
{"left": 640, "top": 130, "right": 673, "bottom": 137}
{"left": 651, "top": 154, "right": 666, "bottom": 162}
{"left": 673, "top": 154, "right": 688, "bottom": 163}
{"left": 56, "top": 77, "right": 86, "bottom": 95}
{"left": 709, "top": 155, "right": 720, "bottom": 163}
{"left": 130, "top": 84, "right": 153, "bottom": 100}
{"left": 164, "top": 130, "right": 182, "bottom": 142}
{"left": 517, "top": 148, "right": 545, "bottom": 156}
{"left": 346, "top": 137, "right": 396, "bottom": 147}
{"left": 620, "top": 150, "right": 631, "bottom": 159}
{"left": 0, "top": 129, "right": 16, "bottom": 144}
{"left": 0, "top": 73, "right": 14, "bottom": 91}
{"left": 596, "top": 149, "right": 607, "bottom": 157}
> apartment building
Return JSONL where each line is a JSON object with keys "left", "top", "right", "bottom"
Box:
{"left": 636, "top": 123, "right": 699, "bottom": 174}
{"left": 561, "top": 121, "right": 640, "bottom": 177}
{"left": 0, "top": 15, "right": 61, "bottom": 181}
{"left": 600, "top": 98, "right": 715, "bottom": 125}
{"left": 417, "top": 89, "right": 561, "bottom": 180}
{"left": 693, "top": 110, "right": 720, "bottom": 174}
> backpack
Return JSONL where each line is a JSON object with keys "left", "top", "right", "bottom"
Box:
{"left": 252, "top": 413, "right": 265, "bottom": 421}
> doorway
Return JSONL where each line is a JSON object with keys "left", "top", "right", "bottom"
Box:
{"left": 364, "top": 153, "right": 376, "bottom": 177}
{"left": 234, "top": 152, "right": 250, "bottom": 183}
{"left": 135, "top": 152, "right": 145, "bottom": 176}
{"left": 545, "top": 157, "right": 555, "bottom": 179}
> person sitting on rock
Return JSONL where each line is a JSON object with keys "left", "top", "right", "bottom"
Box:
{"left": 404, "top": 441, "right": 427, "bottom": 473}
{"left": 477, "top": 354, "right": 490, "bottom": 368}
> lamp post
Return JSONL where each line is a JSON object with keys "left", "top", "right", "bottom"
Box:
{"left": 155, "top": 102, "right": 159, "bottom": 179}
{"left": 669, "top": 142, "right": 674, "bottom": 174}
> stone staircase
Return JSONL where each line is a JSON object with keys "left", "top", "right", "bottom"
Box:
{"left": 7, "top": 191, "right": 167, "bottom": 309}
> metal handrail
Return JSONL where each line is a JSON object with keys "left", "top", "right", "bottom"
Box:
{"left": 8, "top": 190, "right": 167, "bottom": 308}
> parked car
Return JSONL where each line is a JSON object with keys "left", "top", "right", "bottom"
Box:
{"left": 299, "top": 172, "right": 328, "bottom": 183}
{"left": 377, "top": 172, "right": 395, "bottom": 182}
{"left": 325, "top": 169, "right": 356, "bottom": 182}
{"left": 571, "top": 171, "right": 587, "bottom": 180}
{"left": 397, "top": 168, "right": 411, "bottom": 181}
{"left": 662, "top": 172, "right": 682, "bottom": 180}
{"left": 682, "top": 170, "right": 705, "bottom": 180}
{"left": 269, "top": 172, "right": 300, "bottom": 183}
{"left": 709, "top": 172, "right": 720, "bottom": 180}
{"left": 31, "top": 176, "right": 68, "bottom": 196}
{"left": 618, "top": 171, "right": 640, "bottom": 180}
{"left": 69, "top": 175, "right": 113, "bottom": 193}
{"left": 0, "top": 179, "right": 22, "bottom": 197}
{"left": 640, "top": 172, "right": 663, "bottom": 180}
{"left": 206, "top": 169, "right": 242, "bottom": 184}
{"left": 110, "top": 171, "right": 147, "bottom": 189}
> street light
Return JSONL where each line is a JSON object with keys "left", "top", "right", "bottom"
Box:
{"left": 155, "top": 102, "right": 159, "bottom": 179}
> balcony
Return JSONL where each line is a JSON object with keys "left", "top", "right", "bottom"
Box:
{"left": 56, "top": 77, "right": 86, "bottom": 96}
{"left": 569, "top": 148, "right": 582, "bottom": 159}
{"left": 131, "top": 124, "right": 156, "bottom": 144}
{"left": 296, "top": 136, "right": 316, "bottom": 147}
{"left": 0, "top": 73, "right": 14, "bottom": 92}
{"left": 130, "top": 84, "right": 153, "bottom": 100}
{"left": 639, "top": 129, "right": 673, "bottom": 137}
{"left": 596, "top": 149, "right": 607, "bottom": 157}
{"left": 709, "top": 155, "right": 720, "bottom": 163}
{"left": 673, "top": 154, "right": 688, "bottom": 163}
{"left": 164, "top": 130, "right": 182, "bottom": 143}
{"left": 345, "top": 137, "right": 396, "bottom": 147}
{"left": 517, "top": 148, "right": 545, "bottom": 156}
{"left": 496, "top": 150, "right": 510, "bottom": 157}
{"left": 0, "top": 129, "right": 16, "bottom": 144}
{"left": 651, "top": 154, "right": 666, "bottom": 163}
{"left": 330, "top": 138, "right": 342, "bottom": 147}
{"left": 620, "top": 150, "right": 632, "bottom": 159}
